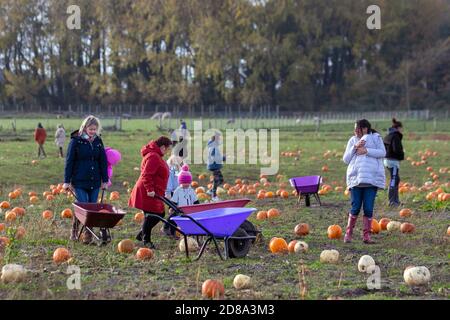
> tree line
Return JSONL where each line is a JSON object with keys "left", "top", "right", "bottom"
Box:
{"left": 0, "top": 0, "right": 449, "bottom": 113}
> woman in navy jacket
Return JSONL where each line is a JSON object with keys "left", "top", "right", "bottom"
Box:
{"left": 63, "top": 115, "right": 108, "bottom": 243}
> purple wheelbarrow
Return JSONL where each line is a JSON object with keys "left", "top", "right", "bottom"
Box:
{"left": 148, "top": 196, "right": 259, "bottom": 260}
{"left": 289, "top": 175, "right": 323, "bottom": 207}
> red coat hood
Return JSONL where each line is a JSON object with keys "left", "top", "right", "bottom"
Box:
{"left": 141, "top": 141, "right": 163, "bottom": 157}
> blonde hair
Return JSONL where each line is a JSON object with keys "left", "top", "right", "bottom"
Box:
{"left": 79, "top": 115, "right": 102, "bottom": 136}
{"left": 167, "top": 155, "right": 183, "bottom": 169}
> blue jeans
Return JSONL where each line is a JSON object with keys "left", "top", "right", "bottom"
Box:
{"left": 74, "top": 188, "right": 100, "bottom": 203}
{"left": 350, "top": 186, "right": 378, "bottom": 218}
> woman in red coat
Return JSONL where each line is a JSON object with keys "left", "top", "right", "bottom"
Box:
{"left": 129, "top": 136, "right": 173, "bottom": 248}
{"left": 34, "top": 123, "right": 47, "bottom": 158}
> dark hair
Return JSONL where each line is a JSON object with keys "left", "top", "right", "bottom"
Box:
{"left": 392, "top": 118, "right": 403, "bottom": 129}
{"left": 37, "top": 123, "right": 43, "bottom": 128}
{"left": 155, "top": 136, "right": 173, "bottom": 148}
{"left": 356, "top": 119, "right": 377, "bottom": 134}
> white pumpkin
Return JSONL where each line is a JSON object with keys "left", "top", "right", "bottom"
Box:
{"left": 1, "top": 264, "right": 27, "bottom": 283}
{"left": 294, "top": 241, "right": 309, "bottom": 254}
{"left": 178, "top": 237, "right": 199, "bottom": 252}
{"left": 233, "top": 274, "right": 251, "bottom": 290}
{"left": 320, "top": 249, "right": 339, "bottom": 264}
{"left": 358, "top": 255, "right": 375, "bottom": 273}
{"left": 386, "top": 221, "right": 402, "bottom": 232}
{"left": 216, "top": 187, "right": 226, "bottom": 196}
{"left": 403, "top": 266, "right": 431, "bottom": 286}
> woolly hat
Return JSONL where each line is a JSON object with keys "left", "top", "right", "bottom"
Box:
{"left": 178, "top": 164, "right": 192, "bottom": 185}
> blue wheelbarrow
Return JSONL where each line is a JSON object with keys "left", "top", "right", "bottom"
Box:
{"left": 147, "top": 196, "right": 259, "bottom": 261}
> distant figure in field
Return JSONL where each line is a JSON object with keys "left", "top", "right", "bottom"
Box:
{"left": 34, "top": 123, "right": 47, "bottom": 158}
{"left": 227, "top": 118, "right": 235, "bottom": 125}
{"left": 383, "top": 118, "right": 405, "bottom": 207}
{"left": 55, "top": 124, "right": 66, "bottom": 158}
{"left": 179, "top": 119, "right": 187, "bottom": 139}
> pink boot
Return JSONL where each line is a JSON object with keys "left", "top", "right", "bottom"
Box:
{"left": 344, "top": 214, "right": 358, "bottom": 243}
{"left": 363, "top": 216, "right": 375, "bottom": 244}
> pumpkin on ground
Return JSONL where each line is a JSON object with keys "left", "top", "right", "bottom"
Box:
{"left": 53, "top": 248, "right": 71, "bottom": 265}
{"left": 294, "top": 223, "right": 310, "bottom": 237}
{"left": 400, "top": 222, "right": 416, "bottom": 233}
{"left": 294, "top": 241, "right": 309, "bottom": 254}
{"left": 358, "top": 255, "right": 375, "bottom": 273}
{"left": 269, "top": 237, "right": 288, "bottom": 254}
{"left": 386, "top": 221, "right": 402, "bottom": 232}
{"left": 178, "top": 237, "right": 199, "bottom": 252}
{"left": 379, "top": 218, "right": 391, "bottom": 231}
{"left": 1, "top": 264, "right": 27, "bottom": 283}
{"left": 320, "top": 249, "right": 339, "bottom": 264}
{"left": 233, "top": 274, "right": 251, "bottom": 290}
{"left": 117, "top": 239, "right": 135, "bottom": 253}
{"left": 371, "top": 219, "right": 381, "bottom": 234}
{"left": 136, "top": 248, "right": 154, "bottom": 260}
{"left": 327, "top": 225, "right": 342, "bottom": 239}
{"left": 202, "top": 279, "right": 225, "bottom": 299}
{"left": 403, "top": 266, "right": 431, "bottom": 286}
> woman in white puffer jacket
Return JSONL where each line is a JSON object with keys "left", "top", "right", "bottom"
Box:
{"left": 343, "top": 119, "right": 386, "bottom": 244}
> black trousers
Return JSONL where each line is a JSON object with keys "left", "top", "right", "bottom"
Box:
{"left": 137, "top": 211, "right": 165, "bottom": 242}
{"left": 388, "top": 166, "right": 400, "bottom": 205}
{"left": 211, "top": 169, "right": 224, "bottom": 197}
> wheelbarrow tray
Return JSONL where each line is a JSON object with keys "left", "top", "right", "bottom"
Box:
{"left": 171, "top": 207, "right": 257, "bottom": 237}
{"left": 72, "top": 202, "right": 126, "bottom": 228}
{"left": 179, "top": 198, "right": 251, "bottom": 214}
{"left": 289, "top": 176, "right": 322, "bottom": 194}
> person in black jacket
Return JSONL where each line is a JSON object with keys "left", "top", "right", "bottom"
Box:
{"left": 63, "top": 115, "right": 109, "bottom": 243}
{"left": 383, "top": 118, "right": 405, "bottom": 207}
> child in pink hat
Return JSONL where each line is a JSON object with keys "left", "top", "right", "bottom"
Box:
{"left": 172, "top": 165, "right": 199, "bottom": 206}
{"left": 163, "top": 165, "right": 199, "bottom": 237}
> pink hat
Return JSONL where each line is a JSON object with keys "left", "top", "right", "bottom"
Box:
{"left": 178, "top": 164, "right": 192, "bottom": 185}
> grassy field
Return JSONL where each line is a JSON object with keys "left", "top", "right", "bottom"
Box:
{"left": 0, "top": 118, "right": 449, "bottom": 300}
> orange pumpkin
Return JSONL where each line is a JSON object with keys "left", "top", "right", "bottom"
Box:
{"left": 191, "top": 181, "right": 199, "bottom": 188}
{"left": 379, "top": 218, "right": 391, "bottom": 231}
{"left": 327, "top": 225, "right": 342, "bottom": 239}
{"left": 223, "top": 183, "right": 231, "bottom": 190}
{"left": 13, "top": 188, "right": 22, "bottom": 196}
{"left": 267, "top": 208, "right": 280, "bottom": 219}
{"left": 256, "top": 211, "right": 267, "bottom": 220}
{"left": 371, "top": 219, "right": 381, "bottom": 234}
{"left": 280, "top": 191, "right": 289, "bottom": 199}
{"left": 198, "top": 174, "right": 206, "bottom": 180}
{"left": 294, "top": 223, "right": 310, "bottom": 237}
{"left": 29, "top": 196, "right": 39, "bottom": 204}
{"left": 0, "top": 236, "right": 11, "bottom": 249}
{"left": 42, "top": 210, "right": 53, "bottom": 220}
{"left": 8, "top": 192, "right": 18, "bottom": 200}
{"left": 118, "top": 239, "right": 134, "bottom": 253}
{"left": 134, "top": 212, "right": 144, "bottom": 223}
{"left": 256, "top": 192, "right": 265, "bottom": 200}
{"left": 46, "top": 194, "right": 55, "bottom": 201}
{"left": 227, "top": 189, "right": 237, "bottom": 197}
{"left": 235, "top": 179, "right": 242, "bottom": 185}
{"left": 11, "top": 207, "right": 25, "bottom": 217}
{"left": 0, "top": 201, "right": 10, "bottom": 209}
{"left": 288, "top": 240, "right": 298, "bottom": 253}
{"left": 0, "top": 223, "right": 5, "bottom": 232}
{"left": 269, "top": 237, "right": 288, "bottom": 254}
{"left": 322, "top": 165, "right": 329, "bottom": 172}
{"left": 109, "top": 191, "right": 120, "bottom": 201}
{"left": 202, "top": 279, "right": 225, "bottom": 299}
{"left": 447, "top": 226, "right": 450, "bottom": 236}
{"left": 426, "top": 192, "right": 438, "bottom": 201}
{"left": 53, "top": 247, "right": 71, "bottom": 264}
{"left": 5, "top": 211, "right": 17, "bottom": 223}
{"left": 399, "top": 208, "right": 412, "bottom": 218}
{"left": 43, "top": 191, "right": 52, "bottom": 197}
{"left": 400, "top": 222, "right": 415, "bottom": 233}
{"left": 15, "top": 226, "right": 26, "bottom": 239}
{"left": 61, "top": 208, "right": 73, "bottom": 219}
{"left": 195, "top": 187, "right": 206, "bottom": 194}
{"left": 265, "top": 191, "right": 274, "bottom": 198}
{"left": 135, "top": 248, "right": 154, "bottom": 260}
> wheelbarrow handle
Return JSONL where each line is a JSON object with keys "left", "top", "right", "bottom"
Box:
{"left": 154, "top": 195, "right": 183, "bottom": 214}
{"left": 67, "top": 187, "right": 80, "bottom": 202}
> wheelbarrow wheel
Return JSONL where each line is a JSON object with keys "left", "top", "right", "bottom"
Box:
{"left": 240, "top": 220, "right": 257, "bottom": 244}
{"left": 227, "top": 228, "right": 251, "bottom": 259}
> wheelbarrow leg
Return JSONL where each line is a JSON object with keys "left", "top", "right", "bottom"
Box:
{"left": 314, "top": 193, "right": 322, "bottom": 206}
{"left": 305, "top": 194, "right": 311, "bottom": 207}
{"left": 183, "top": 235, "right": 189, "bottom": 259}
{"left": 194, "top": 237, "right": 212, "bottom": 261}
{"left": 77, "top": 225, "right": 85, "bottom": 240}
